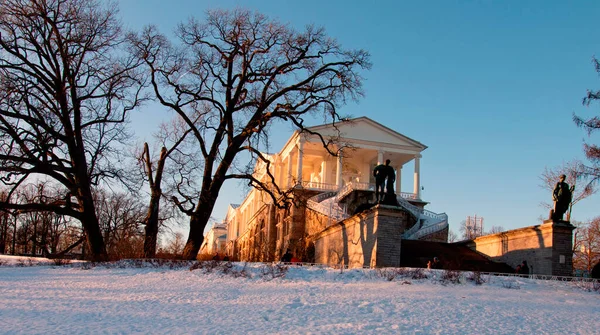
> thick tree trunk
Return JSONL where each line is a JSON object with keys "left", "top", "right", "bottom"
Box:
{"left": 143, "top": 192, "right": 161, "bottom": 258}
{"left": 181, "top": 210, "right": 213, "bottom": 260}
{"left": 78, "top": 188, "right": 108, "bottom": 262}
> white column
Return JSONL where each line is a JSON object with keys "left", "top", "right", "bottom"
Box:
{"left": 320, "top": 160, "right": 328, "bottom": 184}
{"left": 287, "top": 154, "right": 293, "bottom": 188}
{"left": 413, "top": 155, "right": 421, "bottom": 198}
{"left": 377, "top": 150, "right": 384, "bottom": 165}
{"left": 336, "top": 153, "right": 343, "bottom": 190}
{"left": 296, "top": 139, "right": 303, "bottom": 185}
{"left": 396, "top": 165, "right": 402, "bottom": 194}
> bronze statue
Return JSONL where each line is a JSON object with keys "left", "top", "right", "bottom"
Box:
{"left": 382, "top": 163, "right": 398, "bottom": 205}
{"left": 385, "top": 164, "right": 395, "bottom": 195}
{"left": 373, "top": 159, "right": 390, "bottom": 202}
{"left": 551, "top": 174, "right": 573, "bottom": 221}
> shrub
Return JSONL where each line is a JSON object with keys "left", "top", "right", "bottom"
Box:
{"left": 377, "top": 268, "right": 410, "bottom": 281}
{"left": 408, "top": 268, "right": 428, "bottom": 280}
{"left": 467, "top": 271, "right": 486, "bottom": 285}
{"left": 440, "top": 269, "right": 462, "bottom": 285}
{"left": 260, "top": 263, "right": 288, "bottom": 281}
{"left": 52, "top": 258, "right": 72, "bottom": 266}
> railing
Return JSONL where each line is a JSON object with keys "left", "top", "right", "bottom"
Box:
{"left": 395, "top": 195, "right": 425, "bottom": 220}
{"left": 401, "top": 220, "right": 423, "bottom": 238}
{"left": 308, "top": 191, "right": 337, "bottom": 203}
{"left": 300, "top": 181, "right": 338, "bottom": 191}
{"left": 407, "top": 220, "right": 449, "bottom": 240}
{"left": 399, "top": 192, "right": 418, "bottom": 200}
{"left": 335, "top": 181, "right": 373, "bottom": 202}
{"left": 306, "top": 198, "right": 349, "bottom": 222}
{"left": 422, "top": 210, "right": 448, "bottom": 221}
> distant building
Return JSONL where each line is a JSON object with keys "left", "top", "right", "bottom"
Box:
{"left": 223, "top": 117, "right": 449, "bottom": 265}
{"left": 200, "top": 222, "right": 227, "bottom": 255}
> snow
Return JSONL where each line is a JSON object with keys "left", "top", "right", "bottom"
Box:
{"left": 1, "top": 255, "right": 599, "bottom": 334}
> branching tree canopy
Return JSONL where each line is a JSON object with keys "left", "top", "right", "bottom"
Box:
{"left": 136, "top": 117, "right": 199, "bottom": 258}
{"left": 130, "top": 9, "right": 371, "bottom": 259}
{"left": 575, "top": 57, "right": 600, "bottom": 187}
{"left": 0, "top": 0, "right": 145, "bottom": 260}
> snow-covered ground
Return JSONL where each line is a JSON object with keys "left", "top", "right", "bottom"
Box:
{"left": 0, "top": 255, "right": 598, "bottom": 335}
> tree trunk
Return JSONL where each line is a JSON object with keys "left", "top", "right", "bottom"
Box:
{"left": 143, "top": 191, "right": 161, "bottom": 258}
{"left": 182, "top": 210, "right": 213, "bottom": 260}
{"left": 78, "top": 189, "right": 108, "bottom": 262}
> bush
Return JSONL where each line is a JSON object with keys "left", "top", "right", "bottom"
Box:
{"left": 440, "top": 269, "right": 462, "bottom": 285}
{"left": 377, "top": 268, "right": 409, "bottom": 281}
{"left": 52, "top": 258, "right": 72, "bottom": 266}
{"left": 260, "top": 263, "right": 288, "bottom": 281}
{"left": 467, "top": 271, "right": 486, "bottom": 285}
{"left": 408, "top": 268, "right": 428, "bottom": 280}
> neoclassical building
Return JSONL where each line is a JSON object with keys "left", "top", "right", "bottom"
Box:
{"left": 222, "top": 117, "right": 449, "bottom": 266}
{"left": 199, "top": 222, "right": 227, "bottom": 256}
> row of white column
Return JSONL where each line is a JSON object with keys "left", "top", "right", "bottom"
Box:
{"left": 285, "top": 139, "right": 421, "bottom": 199}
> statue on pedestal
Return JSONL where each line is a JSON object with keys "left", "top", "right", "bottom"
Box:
{"left": 373, "top": 159, "right": 390, "bottom": 203}
{"left": 551, "top": 174, "right": 574, "bottom": 221}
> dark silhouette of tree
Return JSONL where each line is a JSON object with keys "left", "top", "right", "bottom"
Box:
{"left": 575, "top": 58, "right": 600, "bottom": 188}
{"left": 0, "top": 0, "right": 145, "bottom": 260}
{"left": 137, "top": 117, "right": 198, "bottom": 258}
{"left": 130, "top": 9, "right": 371, "bottom": 259}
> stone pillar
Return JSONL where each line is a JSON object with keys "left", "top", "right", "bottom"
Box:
{"left": 413, "top": 155, "right": 421, "bottom": 198}
{"left": 287, "top": 154, "right": 293, "bottom": 188}
{"left": 336, "top": 152, "right": 343, "bottom": 190}
{"left": 296, "top": 139, "right": 303, "bottom": 185}
{"left": 320, "top": 160, "right": 328, "bottom": 184}
{"left": 396, "top": 165, "right": 402, "bottom": 194}
{"left": 377, "top": 150, "right": 384, "bottom": 165}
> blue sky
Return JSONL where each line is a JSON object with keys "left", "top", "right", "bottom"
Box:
{"left": 119, "top": 0, "right": 600, "bottom": 234}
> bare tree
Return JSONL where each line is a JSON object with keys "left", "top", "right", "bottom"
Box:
{"left": 487, "top": 226, "right": 505, "bottom": 235}
{"left": 130, "top": 9, "right": 371, "bottom": 259}
{"left": 165, "top": 231, "right": 185, "bottom": 256}
{"left": 539, "top": 160, "right": 596, "bottom": 220}
{"left": 0, "top": 0, "right": 145, "bottom": 260}
{"left": 573, "top": 217, "right": 600, "bottom": 275}
{"left": 137, "top": 117, "right": 198, "bottom": 258}
{"left": 95, "top": 190, "right": 145, "bottom": 260}
{"left": 575, "top": 57, "right": 600, "bottom": 187}
{"left": 447, "top": 229, "right": 458, "bottom": 243}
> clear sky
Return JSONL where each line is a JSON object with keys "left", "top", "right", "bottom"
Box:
{"left": 118, "top": 0, "right": 600, "bottom": 234}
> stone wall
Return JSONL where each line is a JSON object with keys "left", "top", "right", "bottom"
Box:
{"left": 465, "top": 220, "right": 574, "bottom": 276}
{"left": 312, "top": 205, "right": 410, "bottom": 268}
{"left": 419, "top": 226, "right": 449, "bottom": 243}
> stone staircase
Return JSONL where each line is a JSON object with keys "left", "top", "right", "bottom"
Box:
{"left": 306, "top": 188, "right": 448, "bottom": 241}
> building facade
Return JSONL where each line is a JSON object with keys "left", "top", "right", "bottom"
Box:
{"left": 222, "top": 117, "right": 449, "bottom": 264}
{"left": 199, "top": 222, "right": 227, "bottom": 256}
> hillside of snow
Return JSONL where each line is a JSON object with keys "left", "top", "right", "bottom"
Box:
{"left": 0, "top": 255, "right": 598, "bottom": 334}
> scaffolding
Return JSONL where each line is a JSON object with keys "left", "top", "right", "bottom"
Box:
{"left": 464, "top": 215, "right": 484, "bottom": 239}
